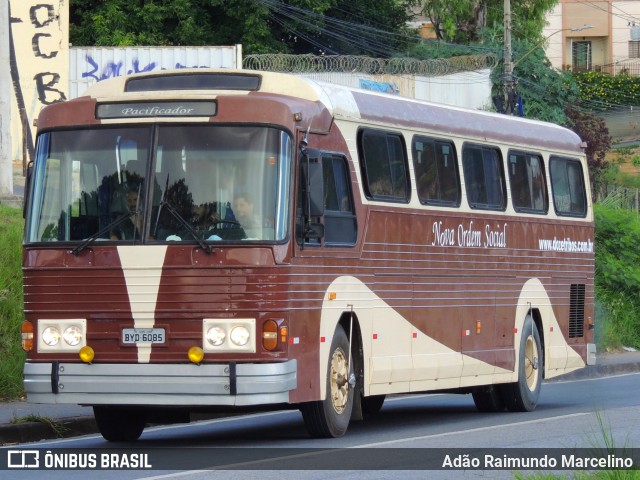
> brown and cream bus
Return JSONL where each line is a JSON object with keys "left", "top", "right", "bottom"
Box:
{"left": 21, "top": 69, "right": 595, "bottom": 441}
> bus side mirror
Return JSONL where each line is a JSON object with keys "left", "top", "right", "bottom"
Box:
{"left": 301, "top": 150, "right": 324, "bottom": 217}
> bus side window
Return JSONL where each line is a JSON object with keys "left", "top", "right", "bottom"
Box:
{"left": 462, "top": 144, "right": 506, "bottom": 211}
{"left": 322, "top": 154, "right": 357, "bottom": 245}
{"left": 508, "top": 151, "right": 548, "bottom": 214}
{"left": 412, "top": 136, "right": 460, "bottom": 207}
{"left": 549, "top": 156, "right": 587, "bottom": 217}
{"left": 358, "top": 129, "right": 409, "bottom": 202}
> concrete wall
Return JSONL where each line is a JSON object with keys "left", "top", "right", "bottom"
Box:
{"left": 69, "top": 46, "right": 243, "bottom": 99}
{"left": 301, "top": 70, "right": 493, "bottom": 111}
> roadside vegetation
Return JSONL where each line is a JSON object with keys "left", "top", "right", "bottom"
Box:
{"left": 0, "top": 204, "right": 25, "bottom": 401}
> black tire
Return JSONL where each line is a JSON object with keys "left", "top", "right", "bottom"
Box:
{"left": 472, "top": 385, "right": 505, "bottom": 412}
{"left": 362, "top": 394, "right": 386, "bottom": 415}
{"left": 93, "top": 406, "right": 146, "bottom": 442}
{"left": 500, "top": 316, "right": 542, "bottom": 412}
{"left": 301, "top": 324, "right": 354, "bottom": 438}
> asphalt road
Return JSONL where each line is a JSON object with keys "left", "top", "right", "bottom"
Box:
{"left": 3, "top": 372, "right": 639, "bottom": 480}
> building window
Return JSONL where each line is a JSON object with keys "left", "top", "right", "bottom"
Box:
{"left": 572, "top": 41, "right": 592, "bottom": 71}
{"left": 630, "top": 41, "right": 640, "bottom": 58}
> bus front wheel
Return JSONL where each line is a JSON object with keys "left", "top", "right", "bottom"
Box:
{"left": 93, "top": 406, "right": 146, "bottom": 442}
{"left": 500, "top": 316, "right": 542, "bottom": 412}
{"left": 301, "top": 324, "right": 354, "bottom": 438}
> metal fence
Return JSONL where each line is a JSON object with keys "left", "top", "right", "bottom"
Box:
{"left": 595, "top": 185, "right": 640, "bottom": 212}
{"left": 243, "top": 53, "right": 497, "bottom": 76}
{"left": 593, "top": 61, "right": 640, "bottom": 77}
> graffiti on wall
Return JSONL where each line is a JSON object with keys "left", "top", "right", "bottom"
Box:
{"left": 9, "top": 1, "right": 67, "bottom": 165}
{"left": 69, "top": 47, "right": 240, "bottom": 98}
{"left": 80, "top": 57, "right": 215, "bottom": 82}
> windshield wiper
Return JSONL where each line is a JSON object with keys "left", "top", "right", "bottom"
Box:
{"left": 71, "top": 211, "right": 134, "bottom": 256}
{"left": 160, "top": 199, "right": 214, "bottom": 254}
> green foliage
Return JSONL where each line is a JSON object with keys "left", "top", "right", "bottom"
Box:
{"left": 421, "top": 0, "right": 559, "bottom": 43}
{"left": 0, "top": 205, "right": 25, "bottom": 401}
{"left": 69, "top": 0, "right": 418, "bottom": 55}
{"left": 601, "top": 164, "right": 640, "bottom": 189}
{"left": 576, "top": 70, "right": 640, "bottom": 110}
{"left": 476, "top": 24, "right": 580, "bottom": 124}
{"left": 594, "top": 204, "right": 640, "bottom": 350}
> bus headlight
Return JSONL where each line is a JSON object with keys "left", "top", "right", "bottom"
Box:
{"left": 206, "top": 326, "right": 226, "bottom": 346}
{"left": 42, "top": 327, "right": 61, "bottom": 346}
{"left": 202, "top": 319, "right": 255, "bottom": 353}
{"left": 38, "top": 319, "right": 86, "bottom": 352}
{"left": 230, "top": 326, "right": 250, "bottom": 346}
{"left": 63, "top": 326, "right": 83, "bottom": 346}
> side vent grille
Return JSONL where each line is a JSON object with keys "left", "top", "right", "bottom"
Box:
{"left": 569, "top": 284, "right": 585, "bottom": 338}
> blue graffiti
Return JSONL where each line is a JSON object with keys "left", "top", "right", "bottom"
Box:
{"left": 127, "top": 59, "right": 157, "bottom": 75}
{"left": 82, "top": 56, "right": 158, "bottom": 81}
{"left": 81, "top": 56, "right": 218, "bottom": 82}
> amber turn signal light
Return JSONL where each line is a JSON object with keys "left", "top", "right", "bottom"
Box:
{"left": 262, "top": 320, "right": 278, "bottom": 351}
{"left": 21, "top": 321, "right": 34, "bottom": 352}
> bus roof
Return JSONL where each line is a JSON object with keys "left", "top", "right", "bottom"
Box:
{"left": 78, "top": 68, "right": 584, "bottom": 154}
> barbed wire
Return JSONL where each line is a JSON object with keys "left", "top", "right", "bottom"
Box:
{"left": 243, "top": 53, "right": 497, "bottom": 76}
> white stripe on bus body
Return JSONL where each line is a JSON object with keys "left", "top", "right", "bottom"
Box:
{"left": 318, "top": 275, "right": 585, "bottom": 400}
{"left": 117, "top": 245, "right": 168, "bottom": 363}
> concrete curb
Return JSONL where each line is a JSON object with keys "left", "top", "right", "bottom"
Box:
{"left": 1, "top": 417, "right": 97, "bottom": 445}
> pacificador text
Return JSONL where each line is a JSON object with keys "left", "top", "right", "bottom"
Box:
{"left": 442, "top": 454, "right": 634, "bottom": 469}
{"left": 40, "top": 451, "right": 152, "bottom": 469}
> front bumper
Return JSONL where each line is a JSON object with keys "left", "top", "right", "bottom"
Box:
{"left": 24, "top": 360, "right": 297, "bottom": 406}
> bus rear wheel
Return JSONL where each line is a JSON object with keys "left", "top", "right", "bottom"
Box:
{"left": 500, "top": 316, "right": 542, "bottom": 412}
{"left": 301, "top": 324, "right": 354, "bottom": 438}
{"left": 93, "top": 406, "right": 146, "bottom": 442}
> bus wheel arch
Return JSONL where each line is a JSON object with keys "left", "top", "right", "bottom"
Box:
{"left": 500, "top": 314, "right": 542, "bottom": 412}
{"left": 301, "top": 322, "right": 355, "bottom": 437}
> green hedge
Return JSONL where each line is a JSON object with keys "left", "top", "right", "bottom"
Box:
{"left": 594, "top": 204, "right": 640, "bottom": 350}
{"left": 576, "top": 70, "right": 640, "bottom": 109}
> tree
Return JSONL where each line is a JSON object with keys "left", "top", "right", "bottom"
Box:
{"left": 564, "top": 107, "right": 612, "bottom": 195}
{"left": 419, "top": 0, "right": 559, "bottom": 44}
{"left": 69, "top": 0, "right": 419, "bottom": 55}
{"left": 303, "top": 0, "right": 420, "bottom": 55}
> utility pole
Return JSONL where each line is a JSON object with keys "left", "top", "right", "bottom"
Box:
{"left": 503, "top": 0, "right": 514, "bottom": 115}
{"left": 0, "top": 0, "right": 14, "bottom": 198}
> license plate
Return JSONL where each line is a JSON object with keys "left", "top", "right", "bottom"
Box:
{"left": 122, "top": 328, "right": 165, "bottom": 344}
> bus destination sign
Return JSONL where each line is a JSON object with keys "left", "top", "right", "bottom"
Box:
{"left": 97, "top": 101, "right": 217, "bottom": 119}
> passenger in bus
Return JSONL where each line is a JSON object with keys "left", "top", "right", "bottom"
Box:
{"left": 110, "top": 187, "right": 144, "bottom": 240}
{"left": 192, "top": 202, "right": 220, "bottom": 233}
{"left": 233, "top": 191, "right": 262, "bottom": 238}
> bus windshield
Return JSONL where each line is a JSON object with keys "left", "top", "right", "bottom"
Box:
{"left": 25, "top": 125, "right": 293, "bottom": 244}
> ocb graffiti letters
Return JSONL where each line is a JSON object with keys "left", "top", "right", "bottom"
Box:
{"left": 30, "top": 2, "right": 66, "bottom": 104}
{"left": 30, "top": 4, "right": 58, "bottom": 59}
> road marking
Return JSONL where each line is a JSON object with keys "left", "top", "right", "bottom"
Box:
{"left": 353, "top": 412, "right": 591, "bottom": 447}
{"left": 136, "top": 412, "right": 593, "bottom": 479}
{"left": 547, "top": 371, "right": 640, "bottom": 384}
